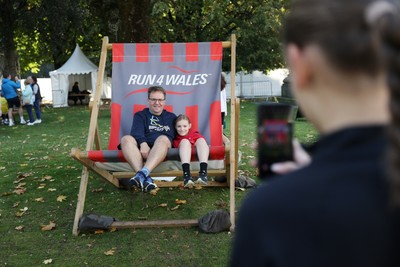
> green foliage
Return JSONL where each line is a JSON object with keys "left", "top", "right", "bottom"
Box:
{"left": 1, "top": 0, "right": 290, "bottom": 76}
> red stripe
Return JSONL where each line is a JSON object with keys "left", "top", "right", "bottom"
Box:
{"left": 161, "top": 43, "right": 174, "bottom": 62}
{"left": 209, "top": 101, "right": 222, "bottom": 146}
{"left": 117, "top": 151, "right": 126, "bottom": 161}
{"left": 210, "top": 42, "right": 222, "bottom": 61}
{"left": 112, "top": 44, "right": 124, "bottom": 62}
{"left": 186, "top": 43, "right": 198, "bottom": 62}
{"left": 88, "top": 151, "right": 106, "bottom": 162}
{"left": 136, "top": 44, "right": 149, "bottom": 62}
{"left": 164, "top": 105, "right": 173, "bottom": 113}
{"left": 108, "top": 103, "right": 122, "bottom": 149}
{"left": 186, "top": 105, "right": 199, "bottom": 132}
{"left": 134, "top": 104, "right": 147, "bottom": 114}
{"left": 209, "top": 146, "right": 225, "bottom": 160}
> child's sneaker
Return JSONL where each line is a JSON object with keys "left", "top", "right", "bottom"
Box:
{"left": 128, "top": 171, "right": 145, "bottom": 190}
{"left": 20, "top": 119, "right": 26, "bottom": 124}
{"left": 143, "top": 176, "right": 157, "bottom": 193}
{"left": 184, "top": 177, "right": 195, "bottom": 188}
{"left": 9, "top": 120, "right": 15, "bottom": 127}
{"left": 196, "top": 172, "right": 208, "bottom": 185}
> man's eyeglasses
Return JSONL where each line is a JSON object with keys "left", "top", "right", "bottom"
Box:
{"left": 149, "top": 98, "right": 165, "bottom": 103}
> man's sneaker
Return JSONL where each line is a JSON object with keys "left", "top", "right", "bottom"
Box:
{"left": 196, "top": 172, "right": 208, "bottom": 185}
{"left": 9, "top": 121, "right": 15, "bottom": 127}
{"left": 128, "top": 171, "right": 146, "bottom": 190}
{"left": 20, "top": 119, "right": 26, "bottom": 125}
{"left": 184, "top": 177, "right": 195, "bottom": 188}
{"left": 33, "top": 119, "right": 42, "bottom": 124}
{"left": 143, "top": 176, "right": 157, "bottom": 193}
{"left": 27, "top": 122, "right": 35, "bottom": 126}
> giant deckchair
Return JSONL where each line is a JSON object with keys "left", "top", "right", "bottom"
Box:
{"left": 71, "top": 35, "right": 238, "bottom": 236}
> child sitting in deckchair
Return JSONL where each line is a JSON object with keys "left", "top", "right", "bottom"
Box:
{"left": 173, "top": 114, "right": 209, "bottom": 188}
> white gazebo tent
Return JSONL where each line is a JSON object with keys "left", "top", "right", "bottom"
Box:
{"left": 50, "top": 44, "right": 108, "bottom": 107}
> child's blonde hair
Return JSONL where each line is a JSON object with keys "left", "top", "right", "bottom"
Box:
{"left": 175, "top": 114, "right": 191, "bottom": 125}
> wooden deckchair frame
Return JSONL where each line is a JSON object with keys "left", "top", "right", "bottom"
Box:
{"left": 71, "top": 35, "right": 238, "bottom": 236}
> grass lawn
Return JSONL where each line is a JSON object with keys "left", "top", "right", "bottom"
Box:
{"left": 0, "top": 100, "right": 318, "bottom": 266}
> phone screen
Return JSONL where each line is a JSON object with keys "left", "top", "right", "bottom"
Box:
{"left": 257, "top": 103, "right": 294, "bottom": 179}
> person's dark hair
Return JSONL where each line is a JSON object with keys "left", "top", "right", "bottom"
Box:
{"left": 2, "top": 71, "right": 9, "bottom": 78}
{"left": 148, "top": 86, "right": 166, "bottom": 99}
{"left": 32, "top": 75, "right": 38, "bottom": 83}
{"left": 283, "top": 0, "right": 400, "bottom": 205}
{"left": 220, "top": 74, "right": 227, "bottom": 91}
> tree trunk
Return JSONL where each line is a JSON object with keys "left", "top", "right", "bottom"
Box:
{"left": 115, "top": 0, "right": 152, "bottom": 43}
{"left": 0, "top": 2, "right": 20, "bottom": 76}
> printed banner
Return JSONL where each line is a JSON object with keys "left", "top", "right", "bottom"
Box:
{"left": 109, "top": 42, "right": 223, "bottom": 149}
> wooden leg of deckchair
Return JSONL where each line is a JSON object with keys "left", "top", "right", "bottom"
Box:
{"left": 229, "top": 99, "right": 240, "bottom": 232}
{"left": 72, "top": 167, "right": 90, "bottom": 236}
{"left": 111, "top": 219, "right": 198, "bottom": 229}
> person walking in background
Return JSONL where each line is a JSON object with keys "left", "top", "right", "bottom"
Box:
{"left": 1, "top": 71, "right": 26, "bottom": 126}
{"left": 231, "top": 0, "right": 400, "bottom": 266}
{"left": 21, "top": 79, "right": 35, "bottom": 126}
{"left": 173, "top": 114, "right": 209, "bottom": 187}
{"left": 28, "top": 75, "right": 42, "bottom": 124}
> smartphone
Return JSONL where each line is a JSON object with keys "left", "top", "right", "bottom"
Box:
{"left": 257, "top": 103, "right": 294, "bottom": 179}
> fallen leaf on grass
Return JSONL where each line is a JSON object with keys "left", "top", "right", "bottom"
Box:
{"left": 16, "top": 182, "right": 26, "bottom": 187}
{"left": 56, "top": 195, "right": 67, "bottom": 202}
{"left": 0, "top": 166, "right": 5, "bottom": 170}
{"left": 170, "top": 205, "right": 180, "bottom": 211}
{"left": 16, "top": 207, "right": 28, "bottom": 217}
{"left": 2, "top": 191, "right": 13, "bottom": 196}
{"left": 43, "top": 259, "right": 53, "bottom": 264}
{"left": 35, "top": 197, "right": 45, "bottom": 202}
{"left": 104, "top": 247, "right": 117, "bottom": 256}
{"left": 37, "top": 184, "right": 46, "bottom": 189}
{"left": 20, "top": 164, "right": 28, "bottom": 167}
{"left": 42, "top": 175, "right": 53, "bottom": 181}
{"left": 158, "top": 203, "right": 168, "bottom": 207}
{"left": 14, "top": 188, "right": 26, "bottom": 195}
{"left": 194, "top": 184, "right": 203, "bottom": 190}
{"left": 95, "top": 229, "right": 105, "bottom": 234}
{"left": 17, "top": 173, "right": 32, "bottom": 178}
{"left": 175, "top": 199, "right": 187, "bottom": 205}
{"left": 48, "top": 188, "right": 57, "bottom": 192}
{"left": 13, "top": 202, "right": 20, "bottom": 207}
{"left": 15, "top": 225, "right": 24, "bottom": 231}
{"left": 41, "top": 221, "right": 56, "bottom": 231}
{"left": 92, "top": 188, "right": 103, "bottom": 193}
{"left": 149, "top": 187, "right": 160, "bottom": 196}
{"left": 14, "top": 177, "right": 26, "bottom": 183}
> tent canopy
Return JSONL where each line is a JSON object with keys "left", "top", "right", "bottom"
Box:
{"left": 53, "top": 44, "right": 98, "bottom": 74}
{"left": 50, "top": 45, "right": 109, "bottom": 107}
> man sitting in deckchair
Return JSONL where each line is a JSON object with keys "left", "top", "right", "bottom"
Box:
{"left": 119, "top": 86, "right": 177, "bottom": 193}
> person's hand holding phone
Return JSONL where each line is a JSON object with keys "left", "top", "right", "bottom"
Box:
{"left": 270, "top": 139, "right": 311, "bottom": 174}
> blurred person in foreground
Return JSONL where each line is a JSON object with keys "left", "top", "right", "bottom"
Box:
{"left": 230, "top": 0, "right": 400, "bottom": 266}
